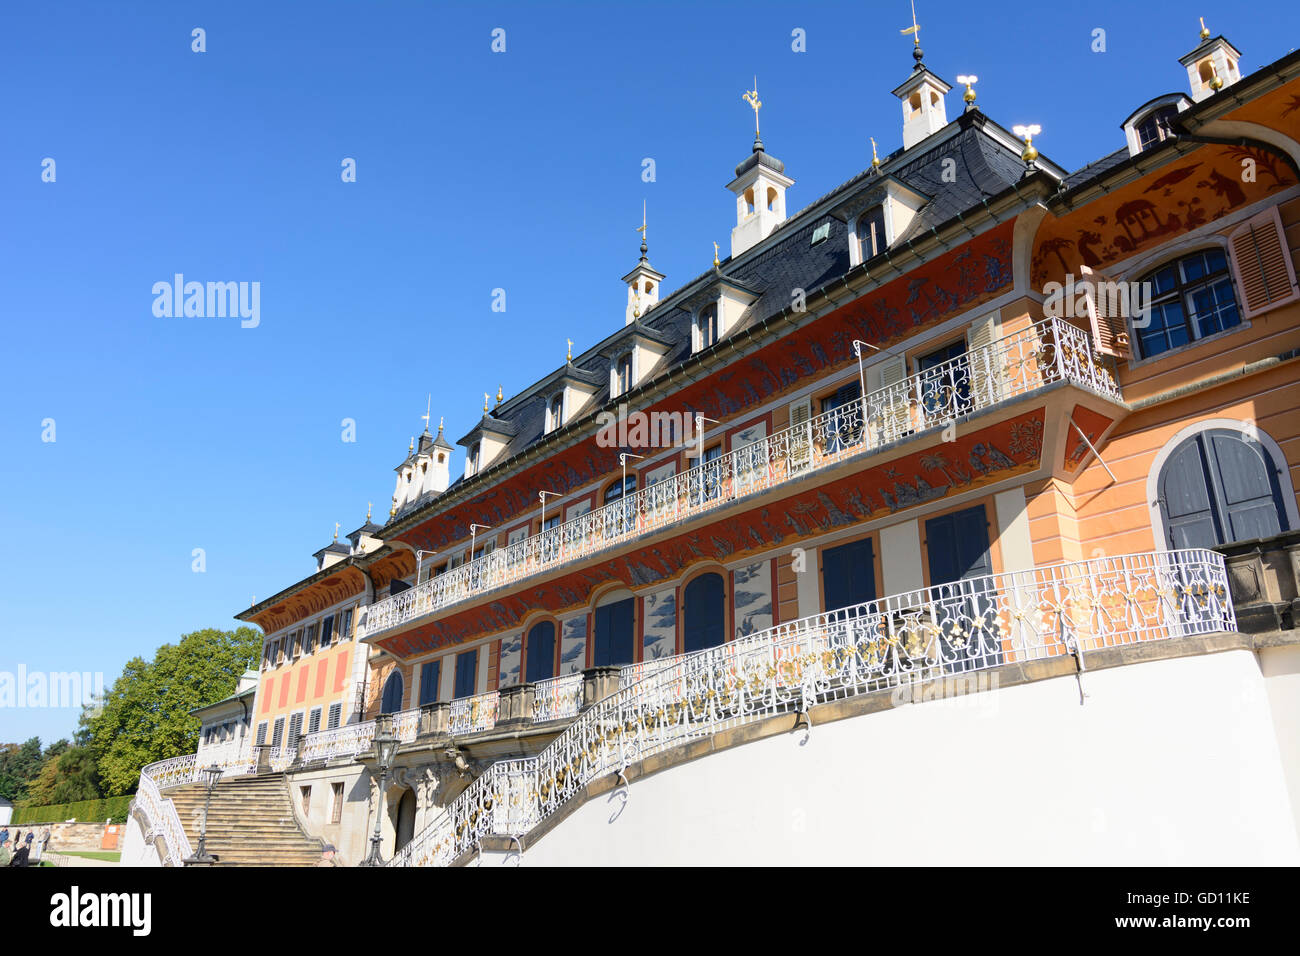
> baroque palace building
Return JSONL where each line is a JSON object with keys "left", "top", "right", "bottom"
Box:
{"left": 124, "top": 21, "right": 1300, "bottom": 867}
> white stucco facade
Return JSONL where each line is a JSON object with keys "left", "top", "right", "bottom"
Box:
{"left": 501, "top": 649, "right": 1300, "bottom": 866}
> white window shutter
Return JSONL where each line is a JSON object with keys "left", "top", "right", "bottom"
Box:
{"left": 967, "top": 313, "right": 1002, "bottom": 405}
{"left": 1078, "top": 264, "right": 1131, "bottom": 358}
{"left": 872, "top": 354, "right": 910, "bottom": 442}
{"left": 788, "top": 398, "right": 812, "bottom": 471}
{"left": 1228, "top": 207, "right": 1299, "bottom": 318}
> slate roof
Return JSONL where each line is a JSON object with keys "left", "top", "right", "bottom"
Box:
{"left": 388, "top": 111, "right": 1037, "bottom": 524}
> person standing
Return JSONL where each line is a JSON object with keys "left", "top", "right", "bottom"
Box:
{"left": 0, "top": 839, "right": 11, "bottom": 867}
{"left": 7, "top": 841, "right": 29, "bottom": 867}
{"left": 0, "top": 826, "right": 9, "bottom": 846}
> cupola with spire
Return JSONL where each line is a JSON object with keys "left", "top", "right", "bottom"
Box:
{"left": 1179, "top": 18, "right": 1242, "bottom": 103}
{"left": 890, "top": 16, "right": 951, "bottom": 151}
{"left": 623, "top": 201, "right": 664, "bottom": 325}
{"left": 391, "top": 398, "right": 455, "bottom": 517}
{"left": 726, "top": 79, "right": 794, "bottom": 257}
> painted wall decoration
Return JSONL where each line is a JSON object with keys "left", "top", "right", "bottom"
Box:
{"left": 1063, "top": 406, "right": 1116, "bottom": 469}
{"left": 499, "top": 632, "right": 522, "bottom": 687}
{"left": 559, "top": 617, "right": 587, "bottom": 675}
{"left": 377, "top": 408, "right": 1045, "bottom": 659}
{"left": 395, "top": 222, "right": 1015, "bottom": 557}
{"left": 733, "top": 561, "right": 773, "bottom": 640}
{"left": 643, "top": 589, "right": 677, "bottom": 662}
{"left": 1031, "top": 143, "right": 1296, "bottom": 289}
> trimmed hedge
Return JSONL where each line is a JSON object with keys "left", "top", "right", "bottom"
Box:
{"left": 11, "top": 796, "right": 133, "bottom": 825}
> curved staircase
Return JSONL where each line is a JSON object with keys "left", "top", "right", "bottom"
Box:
{"left": 165, "top": 772, "right": 324, "bottom": 867}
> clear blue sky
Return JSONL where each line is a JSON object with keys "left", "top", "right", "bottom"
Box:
{"left": 1, "top": 0, "right": 1296, "bottom": 744}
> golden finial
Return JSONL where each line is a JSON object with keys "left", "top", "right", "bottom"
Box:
{"left": 957, "top": 74, "right": 978, "bottom": 106}
{"left": 870, "top": 137, "right": 881, "bottom": 170}
{"left": 1199, "top": 16, "right": 1210, "bottom": 40}
{"left": 1013, "top": 124, "right": 1041, "bottom": 165}
{"left": 438, "top": 415, "right": 444, "bottom": 434}
{"left": 713, "top": 241, "right": 720, "bottom": 267}
{"left": 408, "top": 436, "right": 414, "bottom": 452}
{"left": 742, "top": 78, "right": 762, "bottom": 136}
{"left": 566, "top": 338, "right": 573, "bottom": 362}
{"left": 366, "top": 502, "right": 372, "bottom": 522}
{"left": 496, "top": 385, "right": 504, "bottom": 405}
{"left": 390, "top": 495, "right": 397, "bottom": 517}
{"left": 333, "top": 521, "right": 340, "bottom": 541}
{"left": 421, "top": 394, "right": 431, "bottom": 432}
{"left": 636, "top": 200, "right": 648, "bottom": 257}
{"left": 483, "top": 392, "right": 490, "bottom": 413}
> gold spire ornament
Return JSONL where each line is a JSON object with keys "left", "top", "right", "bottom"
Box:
{"left": 636, "top": 200, "right": 648, "bottom": 257}
{"left": 713, "top": 241, "right": 720, "bottom": 267}
{"left": 334, "top": 522, "right": 340, "bottom": 541}
{"left": 566, "top": 338, "right": 573, "bottom": 362}
{"left": 1199, "top": 16, "right": 1210, "bottom": 40}
{"left": 421, "top": 394, "right": 431, "bottom": 432}
{"left": 870, "top": 137, "right": 881, "bottom": 170}
{"left": 366, "top": 502, "right": 372, "bottom": 522}
{"left": 438, "top": 415, "right": 444, "bottom": 433}
{"left": 496, "top": 385, "right": 504, "bottom": 405}
{"left": 408, "top": 436, "right": 414, "bottom": 452}
{"left": 742, "top": 79, "right": 762, "bottom": 136}
{"left": 390, "top": 495, "right": 398, "bottom": 517}
{"left": 957, "top": 74, "right": 978, "bottom": 106}
{"left": 1012, "top": 124, "right": 1041, "bottom": 164}
{"left": 483, "top": 392, "right": 490, "bottom": 413}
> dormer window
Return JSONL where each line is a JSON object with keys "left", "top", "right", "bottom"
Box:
{"left": 1135, "top": 107, "right": 1177, "bottom": 152}
{"left": 468, "top": 442, "right": 481, "bottom": 475}
{"left": 695, "top": 303, "right": 719, "bottom": 352}
{"left": 547, "top": 393, "right": 564, "bottom": 433}
{"left": 614, "top": 352, "right": 633, "bottom": 396}
{"left": 855, "top": 207, "right": 888, "bottom": 264}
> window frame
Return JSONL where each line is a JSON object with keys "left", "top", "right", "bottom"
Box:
{"left": 1129, "top": 246, "right": 1241, "bottom": 362}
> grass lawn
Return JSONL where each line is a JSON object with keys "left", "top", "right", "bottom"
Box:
{"left": 58, "top": 850, "right": 122, "bottom": 862}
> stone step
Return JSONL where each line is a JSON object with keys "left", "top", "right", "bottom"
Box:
{"left": 165, "top": 771, "right": 324, "bottom": 866}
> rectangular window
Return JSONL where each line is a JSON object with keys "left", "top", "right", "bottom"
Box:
{"left": 822, "top": 537, "right": 877, "bottom": 614}
{"left": 857, "top": 206, "right": 887, "bottom": 262}
{"left": 592, "top": 598, "right": 635, "bottom": 667}
{"left": 330, "top": 783, "right": 344, "bottom": 824}
{"left": 300, "top": 786, "right": 312, "bottom": 817}
{"left": 320, "top": 615, "right": 335, "bottom": 648}
{"left": 327, "top": 702, "right": 342, "bottom": 730}
{"left": 1137, "top": 249, "right": 1240, "bottom": 359}
{"left": 308, "top": 706, "right": 322, "bottom": 734}
{"left": 256, "top": 722, "right": 268, "bottom": 746}
{"left": 271, "top": 717, "right": 285, "bottom": 748}
{"left": 419, "top": 660, "right": 441, "bottom": 706}
{"left": 304, "top": 623, "right": 318, "bottom": 655}
{"left": 454, "top": 650, "right": 477, "bottom": 699}
{"left": 340, "top": 608, "right": 354, "bottom": 640}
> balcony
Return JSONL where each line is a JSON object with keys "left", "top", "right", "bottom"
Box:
{"left": 362, "top": 317, "right": 1121, "bottom": 641}
{"left": 389, "top": 547, "right": 1235, "bottom": 867}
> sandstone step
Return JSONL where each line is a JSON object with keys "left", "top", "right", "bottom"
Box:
{"left": 165, "top": 771, "right": 325, "bottom": 867}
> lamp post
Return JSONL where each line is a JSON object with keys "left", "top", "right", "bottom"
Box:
{"left": 415, "top": 549, "right": 437, "bottom": 585}
{"left": 184, "top": 764, "right": 223, "bottom": 865}
{"left": 693, "top": 415, "right": 720, "bottom": 504}
{"left": 361, "top": 718, "right": 400, "bottom": 867}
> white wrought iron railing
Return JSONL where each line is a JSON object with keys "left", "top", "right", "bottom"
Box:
{"left": 132, "top": 771, "right": 194, "bottom": 867}
{"left": 364, "top": 317, "right": 1120, "bottom": 640}
{"left": 532, "top": 673, "right": 584, "bottom": 723}
{"left": 389, "top": 548, "right": 1233, "bottom": 867}
{"left": 297, "top": 721, "right": 377, "bottom": 763}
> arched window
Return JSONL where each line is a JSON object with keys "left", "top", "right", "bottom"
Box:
{"left": 525, "top": 620, "right": 556, "bottom": 683}
{"left": 548, "top": 394, "right": 563, "bottom": 433}
{"left": 1158, "top": 428, "right": 1289, "bottom": 549}
{"left": 683, "top": 572, "right": 726, "bottom": 653}
{"left": 743, "top": 187, "right": 755, "bottom": 216}
{"left": 380, "top": 671, "right": 404, "bottom": 715}
{"left": 1134, "top": 106, "right": 1177, "bottom": 152}
{"left": 1135, "top": 248, "right": 1239, "bottom": 359}
{"left": 604, "top": 475, "right": 636, "bottom": 504}
{"left": 697, "top": 304, "right": 718, "bottom": 351}
{"left": 615, "top": 353, "right": 633, "bottom": 395}
{"left": 468, "top": 442, "right": 481, "bottom": 474}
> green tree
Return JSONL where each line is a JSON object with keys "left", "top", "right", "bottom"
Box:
{"left": 84, "top": 627, "right": 262, "bottom": 795}
{"left": 0, "top": 738, "right": 45, "bottom": 802}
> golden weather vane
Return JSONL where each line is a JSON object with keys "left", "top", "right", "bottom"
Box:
{"left": 334, "top": 521, "right": 340, "bottom": 541}
{"left": 742, "top": 78, "right": 762, "bottom": 136}
{"left": 901, "top": 0, "right": 921, "bottom": 45}
{"left": 421, "top": 394, "right": 431, "bottom": 431}
{"left": 635, "top": 200, "right": 647, "bottom": 248}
